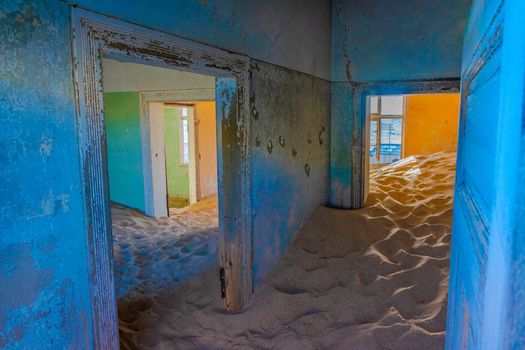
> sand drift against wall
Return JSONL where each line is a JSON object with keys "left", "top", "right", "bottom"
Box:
{"left": 118, "top": 153, "right": 455, "bottom": 349}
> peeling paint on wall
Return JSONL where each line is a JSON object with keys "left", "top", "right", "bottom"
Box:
{"left": 69, "top": 0, "right": 332, "bottom": 80}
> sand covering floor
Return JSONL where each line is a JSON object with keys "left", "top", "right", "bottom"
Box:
{"left": 118, "top": 152, "right": 455, "bottom": 349}
{"left": 111, "top": 195, "right": 219, "bottom": 299}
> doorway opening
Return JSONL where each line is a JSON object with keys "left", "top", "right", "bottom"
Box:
{"left": 139, "top": 97, "right": 218, "bottom": 217}
{"left": 71, "top": 8, "right": 252, "bottom": 348}
{"left": 165, "top": 104, "right": 195, "bottom": 210}
{"left": 101, "top": 59, "right": 221, "bottom": 344}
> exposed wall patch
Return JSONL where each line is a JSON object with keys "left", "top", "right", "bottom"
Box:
{"left": 279, "top": 136, "right": 285, "bottom": 147}
{"left": 252, "top": 106, "right": 259, "bottom": 120}
{"left": 267, "top": 140, "right": 273, "bottom": 153}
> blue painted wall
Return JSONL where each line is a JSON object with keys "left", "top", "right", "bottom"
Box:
{"left": 1, "top": 0, "right": 481, "bottom": 347}
{"left": 329, "top": 83, "right": 354, "bottom": 206}
{"left": 332, "top": 0, "right": 471, "bottom": 82}
{"left": 0, "top": 1, "right": 93, "bottom": 348}
{"left": 0, "top": 0, "right": 332, "bottom": 347}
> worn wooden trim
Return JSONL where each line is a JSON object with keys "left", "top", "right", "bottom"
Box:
{"left": 142, "top": 102, "right": 169, "bottom": 217}
{"left": 455, "top": 183, "right": 489, "bottom": 264}
{"left": 456, "top": 1, "right": 504, "bottom": 187}
{"left": 461, "top": 2, "right": 504, "bottom": 85}
{"left": 445, "top": 3, "right": 505, "bottom": 348}
{"left": 141, "top": 89, "right": 216, "bottom": 103}
{"left": 352, "top": 79, "right": 461, "bottom": 208}
{"left": 452, "top": 0, "right": 504, "bottom": 275}
{"left": 70, "top": 6, "right": 252, "bottom": 349}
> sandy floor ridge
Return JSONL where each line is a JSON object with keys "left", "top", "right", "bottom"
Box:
{"left": 116, "top": 152, "right": 455, "bottom": 349}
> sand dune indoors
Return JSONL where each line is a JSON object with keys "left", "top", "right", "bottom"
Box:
{"left": 119, "top": 152, "right": 456, "bottom": 349}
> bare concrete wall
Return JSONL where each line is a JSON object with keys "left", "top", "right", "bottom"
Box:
{"left": 250, "top": 61, "right": 331, "bottom": 284}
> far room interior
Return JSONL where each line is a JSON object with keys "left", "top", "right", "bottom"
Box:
{"left": 362, "top": 92, "right": 461, "bottom": 336}
{"left": 101, "top": 58, "right": 220, "bottom": 338}
{"left": 368, "top": 93, "right": 460, "bottom": 169}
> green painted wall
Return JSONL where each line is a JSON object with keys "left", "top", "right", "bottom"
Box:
{"left": 103, "top": 92, "right": 145, "bottom": 211}
{"left": 103, "top": 95, "right": 188, "bottom": 211}
{"left": 164, "top": 108, "right": 190, "bottom": 198}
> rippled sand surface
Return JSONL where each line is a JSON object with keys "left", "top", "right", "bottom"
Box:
{"left": 118, "top": 153, "right": 455, "bottom": 349}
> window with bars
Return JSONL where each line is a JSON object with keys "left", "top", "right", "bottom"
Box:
{"left": 369, "top": 96, "right": 404, "bottom": 165}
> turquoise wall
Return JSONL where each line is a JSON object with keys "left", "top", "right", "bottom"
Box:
{"left": 164, "top": 108, "right": 190, "bottom": 198}
{"left": 103, "top": 92, "right": 145, "bottom": 211}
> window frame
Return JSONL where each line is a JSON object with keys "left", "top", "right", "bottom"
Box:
{"left": 178, "top": 108, "right": 190, "bottom": 167}
{"left": 369, "top": 96, "right": 405, "bottom": 165}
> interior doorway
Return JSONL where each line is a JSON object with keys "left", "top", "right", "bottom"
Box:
{"left": 144, "top": 101, "right": 218, "bottom": 216}
{"left": 71, "top": 8, "right": 252, "bottom": 348}
{"left": 101, "top": 59, "right": 222, "bottom": 327}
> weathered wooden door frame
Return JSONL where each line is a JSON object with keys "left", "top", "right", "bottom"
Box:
{"left": 447, "top": 8, "right": 504, "bottom": 345}
{"left": 446, "top": 1, "right": 525, "bottom": 347}
{"left": 351, "top": 79, "right": 460, "bottom": 208}
{"left": 140, "top": 89, "right": 215, "bottom": 217}
{"left": 70, "top": 7, "right": 252, "bottom": 349}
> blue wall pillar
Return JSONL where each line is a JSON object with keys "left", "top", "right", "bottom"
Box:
{"left": 329, "top": 82, "right": 354, "bottom": 208}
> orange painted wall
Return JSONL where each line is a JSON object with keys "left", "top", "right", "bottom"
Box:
{"left": 195, "top": 101, "right": 218, "bottom": 198}
{"left": 403, "top": 93, "right": 460, "bottom": 157}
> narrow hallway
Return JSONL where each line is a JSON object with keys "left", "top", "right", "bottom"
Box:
{"left": 119, "top": 152, "right": 455, "bottom": 349}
